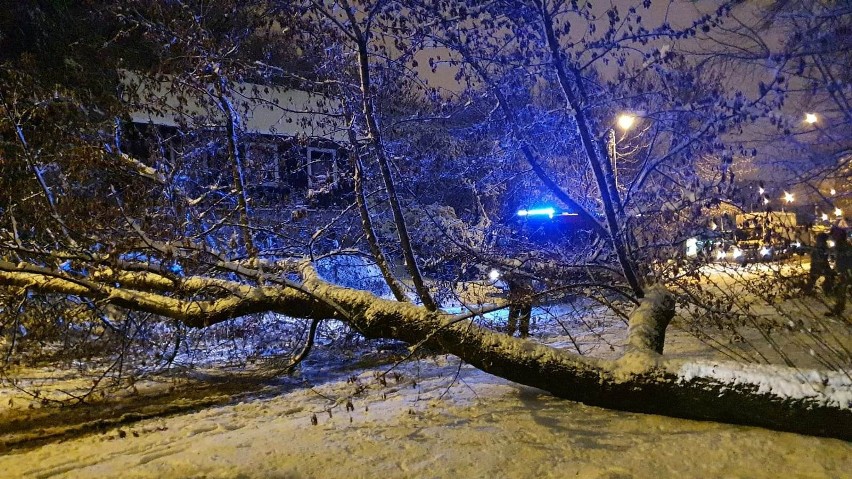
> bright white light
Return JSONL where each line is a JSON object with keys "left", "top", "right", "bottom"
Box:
{"left": 830, "top": 188, "right": 837, "bottom": 196}
{"left": 763, "top": 197, "right": 770, "bottom": 205}
{"left": 760, "top": 246, "right": 771, "bottom": 257}
{"left": 716, "top": 250, "right": 727, "bottom": 260}
{"left": 828, "top": 240, "right": 836, "bottom": 248}
{"left": 758, "top": 187, "right": 765, "bottom": 195}
{"left": 686, "top": 238, "right": 698, "bottom": 257}
{"left": 805, "top": 113, "right": 818, "bottom": 124}
{"left": 822, "top": 213, "right": 830, "bottom": 221}
{"left": 784, "top": 191, "right": 794, "bottom": 203}
{"left": 488, "top": 269, "right": 500, "bottom": 281}
{"left": 792, "top": 241, "right": 801, "bottom": 248}
{"left": 709, "top": 221, "right": 718, "bottom": 231}
{"left": 617, "top": 114, "right": 636, "bottom": 130}
{"left": 517, "top": 207, "right": 555, "bottom": 218}
{"left": 835, "top": 208, "right": 843, "bottom": 217}
{"left": 732, "top": 248, "right": 743, "bottom": 259}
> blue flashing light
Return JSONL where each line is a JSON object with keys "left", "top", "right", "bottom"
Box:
{"left": 517, "top": 207, "right": 555, "bottom": 218}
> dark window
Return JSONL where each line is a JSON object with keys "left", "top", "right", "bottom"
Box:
{"left": 306, "top": 147, "right": 337, "bottom": 189}
{"left": 246, "top": 142, "right": 280, "bottom": 186}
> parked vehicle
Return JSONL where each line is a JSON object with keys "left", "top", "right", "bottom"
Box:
{"left": 687, "top": 212, "right": 804, "bottom": 264}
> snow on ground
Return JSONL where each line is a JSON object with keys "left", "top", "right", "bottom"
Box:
{"left": 1, "top": 355, "right": 849, "bottom": 479}
{"left": 0, "top": 267, "right": 850, "bottom": 478}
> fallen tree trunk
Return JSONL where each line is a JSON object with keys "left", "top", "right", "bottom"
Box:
{"left": 1, "top": 260, "right": 849, "bottom": 439}
{"left": 301, "top": 272, "right": 851, "bottom": 440}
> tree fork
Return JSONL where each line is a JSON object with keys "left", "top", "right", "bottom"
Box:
{"left": 348, "top": 15, "right": 436, "bottom": 311}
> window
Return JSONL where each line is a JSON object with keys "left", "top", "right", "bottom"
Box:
{"left": 246, "top": 142, "right": 280, "bottom": 186}
{"left": 306, "top": 147, "right": 337, "bottom": 189}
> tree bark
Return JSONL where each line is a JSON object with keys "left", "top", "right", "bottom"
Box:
{"left": 303, "top": 274, "right": 850, "bottom": 440}
{"left": 343, "top": 4, "right": 437, "bottom": 312}
{"left": 626, "top": 286, "right": 673, "bottom": 354}
{"left": 351, "top": 156, "right": 411, "bottom": 301}
{"left": 0, "top": 260, "right": 848, "bottom": 439}
{"left": 214, "top": 76, "right": 256, "bottom": 258}
{"left": 342, "top": 103, "right": 409, "bottom": 303}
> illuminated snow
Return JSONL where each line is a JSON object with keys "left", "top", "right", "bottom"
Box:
{"left": 678, "top": 361, "right": 852, "bottom": 409}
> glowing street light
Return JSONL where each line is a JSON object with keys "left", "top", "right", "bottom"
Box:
{"left": 763, "top": 197, "right": 770, "bottom": 205}
{"left": 608, "top": 113, "right": 637, "bottom": 192}
{"left": 617, "top": 114, "right": 636, "bottom": 130}
{"left": 488, "top": 269, "right": 500, "bottom": 281}
{"left": 835, "top": 208, "right": 843, "bottom": 217}
{"left": 784, "top": 191, "right": 794, "bottom": 204}
{"left": 822, "top": 213, "right": 830, "bottom": 221}
{"left": 758, "top": 186, "right": 765, "bottom": 195}
{"left": 805, "top": 113, "right": 818, "bottom": 124}
{"left": 830, "top": 188, "right": 837, "bottom": 196}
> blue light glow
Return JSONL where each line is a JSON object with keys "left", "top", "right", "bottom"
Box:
{"left": 517, "top": 207, "right": 555, "bottom": 218}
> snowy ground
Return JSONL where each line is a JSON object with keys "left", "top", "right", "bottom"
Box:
{"left": 0, "top": 267, "right": 850, "bottom": 478}
{"left": 1, "top": 356, "right": 849, "bottom": 478}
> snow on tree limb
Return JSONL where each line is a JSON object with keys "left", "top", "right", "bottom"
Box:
{"left": 625, "top": 285, "right": 674, "bottom": 355}
{"left": 0, "top": 260, "right": 334, "bottom": 328}
{"left": 1, "top": 259, "right": 849, "bottom": 438}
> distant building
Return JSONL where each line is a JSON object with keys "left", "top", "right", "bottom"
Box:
{"left": 118, "top": 70, "right": 352, "bottom": 208}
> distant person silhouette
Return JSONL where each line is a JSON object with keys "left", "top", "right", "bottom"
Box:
{"left": 805, "top": 232, "right": 834, "bottom": 294}
{"left": 827, "top": 228, "right": 851, "bottom": 318}
{"left": 506, "top": 277, "right": 534, "bottom": 338}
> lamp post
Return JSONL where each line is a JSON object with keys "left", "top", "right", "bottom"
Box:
{"left": 607, "top": 114, "right": 635, "bottom": 189}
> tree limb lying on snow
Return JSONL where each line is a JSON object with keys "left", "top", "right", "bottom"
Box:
{"left": 0, "top": 259, "right": 849, "bottom": 439}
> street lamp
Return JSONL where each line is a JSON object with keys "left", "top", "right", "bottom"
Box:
{"left": 608, "top": 113, "right": 636, "bottom": 191}
{"left": 805, "top": 113, "right": 818, "bottom": 124}
{"left": 784, "top": 191, "right": 794, "bottom": 204}
{"left": 488, "top": 269, "right": 500, "bottom": 281}
{"left": 835, "top": 207, "right": 843, "bottom": 217}
{"left": 617, "top": 114, "right": 636, "bottom": 130}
